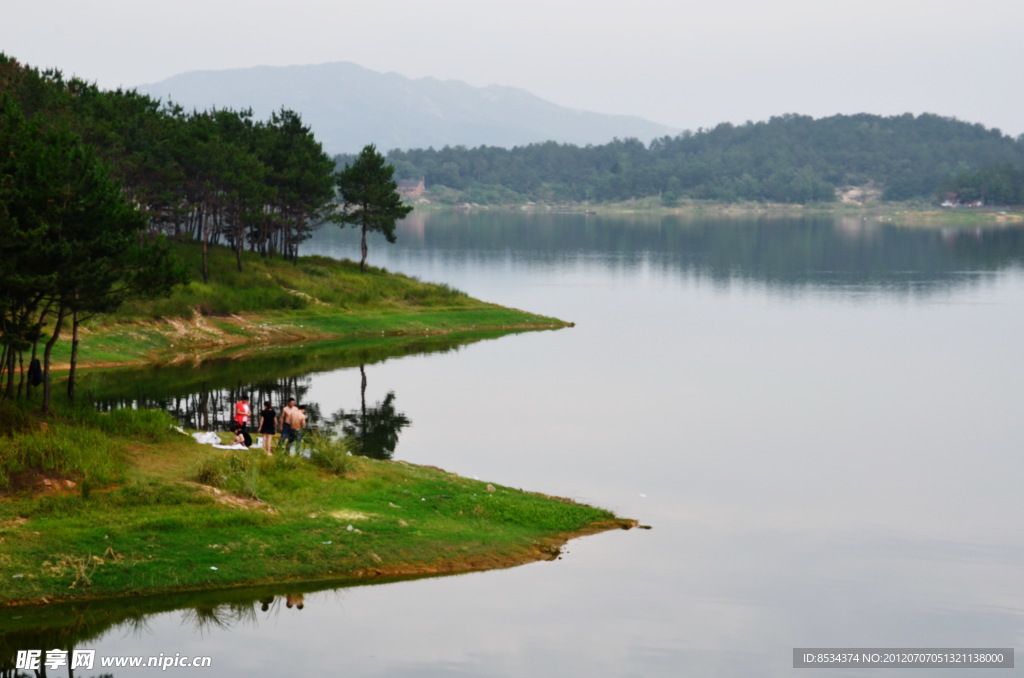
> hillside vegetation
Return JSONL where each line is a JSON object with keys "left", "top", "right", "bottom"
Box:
{"left": 55, "top": 240, "right": 569, "bottom": 368}
{"left": 372, "top": 114, "right": 1024, "bottom": 206}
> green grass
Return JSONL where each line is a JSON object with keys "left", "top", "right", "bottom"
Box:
{"left": 112, "top": 241, "right": 476, "bottom": 320}
{"left": 40, "top": 239, "right": 569, "bottom": 369}
{"left": 0, "top": 400, "right": 173, "bottom": 492}
{"left": 0, "top": 404, "right": 628, "bottom": 607}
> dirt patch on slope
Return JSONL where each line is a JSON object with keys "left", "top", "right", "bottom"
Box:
{"left": 181, "top": 481, "right": 279, "bottom": 514}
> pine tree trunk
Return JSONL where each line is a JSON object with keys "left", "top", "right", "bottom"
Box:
{"left": 16, "top": 348, "right": 24, "bottom": 398}
{"left": 2, "top": 350, "right": 13, "bottom": 400}
{"left": 201, "top": 206, "right": 209, "bottom": 284}
{"left": 360, "top": 224, "right": 369, "bottom": 273}
{"left": 67, "top": 309, "right": 80, "bottom": 401}
{"left": 42, "top": 306, "right": 68, "bottom": 414}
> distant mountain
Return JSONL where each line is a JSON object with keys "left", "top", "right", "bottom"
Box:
{"left": 135, "top": 62, "right": 679, "bottom": 155}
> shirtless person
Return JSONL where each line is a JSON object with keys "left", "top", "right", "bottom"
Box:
{"left": 278, "top": 398, "right": 298, "bottom": 450}
{"left": 291, "top": 405, "right": 308, "bottom": 451}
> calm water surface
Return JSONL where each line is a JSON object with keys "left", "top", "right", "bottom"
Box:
{"left": 8, "top": 213, "right": 1024, "bottom": 676}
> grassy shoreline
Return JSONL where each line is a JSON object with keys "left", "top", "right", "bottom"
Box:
{"left": 0, "top": 408, "right": 632, "bottom": 607}
{"left": 49, "top": 240, "right": 571, "bottom": 370}
{"left": 0, "top": 239, "right": 627, "bottom": 609}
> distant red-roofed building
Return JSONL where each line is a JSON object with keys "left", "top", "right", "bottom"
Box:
{"left": 397, "top": 177, "right": 425, "bottom": 198}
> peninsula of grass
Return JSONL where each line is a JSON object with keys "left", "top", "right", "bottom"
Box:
{"left": 0, "top": 403, "right": 632, "bottom": 607}
{"left": 0, "top": 236, "right": 621, "bottom": 609}
{"left": 54, "top": 238, "right": 570, "bottom": 369}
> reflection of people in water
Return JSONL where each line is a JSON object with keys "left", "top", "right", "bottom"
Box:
{"left": 257, "top": 593, "right": 305, "bottom": 611}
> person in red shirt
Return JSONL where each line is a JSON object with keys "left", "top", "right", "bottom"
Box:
{"left": 234, "top": 396, "right": 251, "bottom": 426}
{"left": 233, "top": 397, "right": 251, "bottom": 446}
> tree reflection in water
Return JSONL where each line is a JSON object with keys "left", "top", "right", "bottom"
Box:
{"left": 327, "top": 365, "right": 411, "bottom": 460}
{"left": 92, "top": 362, "right": 410, "bottom": 459}
{"left": 94, "top": 374, "right": 318, "bottom": 435}
{"left": 0, "top": 586, "right": 329, "bottom": 677}
{"left": 83, "top": 331, "right": 504, "bottom": 457}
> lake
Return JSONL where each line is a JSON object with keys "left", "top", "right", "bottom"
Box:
{"left": 6, "top": 211, "right": 1024, "bottom": 676}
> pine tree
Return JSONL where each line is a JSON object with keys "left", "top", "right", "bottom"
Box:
{"left": 335, "top": 144, "right": 413, "bottom": 272}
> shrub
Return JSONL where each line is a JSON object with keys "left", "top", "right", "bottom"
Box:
{"left": 192, "top": 451, "right": 261, "bottom": 499}
{"left": 1, "top": 424, "right": 122, "bottom": 487}
{"left": 93, "top": 408, "right": 177, "bottom": 442}
{"left": 0, "top": 401, "right": 34, "bottom": 437}
{"left": 305, "top": 431, "right": 353, "bottom": 476}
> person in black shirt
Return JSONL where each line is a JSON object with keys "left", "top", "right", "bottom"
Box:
{"left": 258, "top": 401, "right": 276, "bottom": 456}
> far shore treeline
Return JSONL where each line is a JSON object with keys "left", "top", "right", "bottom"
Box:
{"left": 338, "top": 114, "right": 1024, "bottom": 207}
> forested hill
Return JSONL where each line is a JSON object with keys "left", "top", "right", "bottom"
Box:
{"left": 361, "top": 114, "right": 1024, "bottom": 205}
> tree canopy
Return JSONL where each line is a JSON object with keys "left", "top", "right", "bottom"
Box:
{"left": 0, "top": 53, "right": 341, "bottom": 409}
{"left": 0, "top": 90, "right": 184, "bottom": 409}
{"left": 0, "top": 54, "right": 339, "bottom": 267}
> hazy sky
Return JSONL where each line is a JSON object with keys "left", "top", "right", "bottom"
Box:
{"left": 4, "top": 0, "right": 1023, "bottom": 137}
